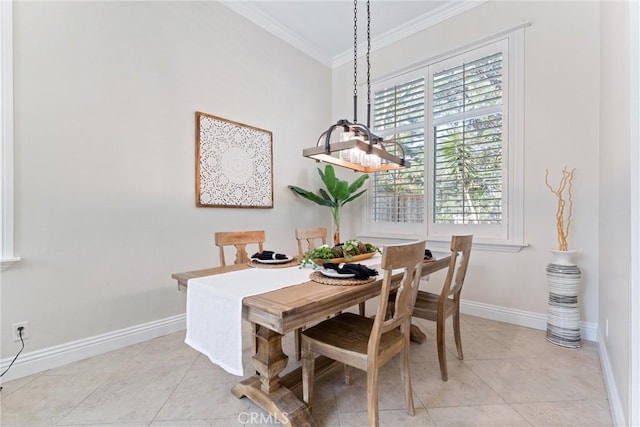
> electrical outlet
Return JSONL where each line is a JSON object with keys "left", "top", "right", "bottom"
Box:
{"left": 12, "top": 322, "right": 29, "bottom": 342}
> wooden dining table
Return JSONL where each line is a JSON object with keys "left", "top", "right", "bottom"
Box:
{"left": 172, "top": 254, "right": 451, "bottom": 427}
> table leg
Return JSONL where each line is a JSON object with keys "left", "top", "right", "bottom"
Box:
{"left": 232, "top": 325, "right": 318, "bottom": 427}
{"left": 410, "top": 324, "right": 427, "bottom": 343}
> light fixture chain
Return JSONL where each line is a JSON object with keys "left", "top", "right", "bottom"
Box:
{"left": 353, "top": 0, "right": 358, "bottom": 99}
{"left": 367, "top": 0, "right": 371, "bottom": 127}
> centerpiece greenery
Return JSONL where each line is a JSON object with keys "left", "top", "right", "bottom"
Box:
{"left": 299, "top": 239, "right": 379, "bottom": 268}
{"left": 288, "top": 165, "right": 368, "bottom": 245}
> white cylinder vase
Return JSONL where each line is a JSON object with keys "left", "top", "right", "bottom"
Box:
{"left": 546, "top": 250, "right": 582, "bottom": 348}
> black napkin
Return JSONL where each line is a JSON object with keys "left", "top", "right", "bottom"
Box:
{"left": 251, "top": 251, "right": 288, "bottom": 260}
{"left": 322, "top": 263, "right": 379, "bottom": 279}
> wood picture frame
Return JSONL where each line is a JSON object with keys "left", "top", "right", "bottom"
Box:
{"left": 195, "top": 112, "right": 273, "bottom": 208}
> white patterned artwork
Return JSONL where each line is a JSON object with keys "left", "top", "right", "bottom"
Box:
{"left": 196, "top": 112, "right": 273, "bottom": 208}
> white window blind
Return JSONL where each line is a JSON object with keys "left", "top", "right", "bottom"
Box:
{"left": 372, "top": 76, "right": 425, "bottom": 224}
{"left": 432, "top": 51, "right": 503, "bottom": 225}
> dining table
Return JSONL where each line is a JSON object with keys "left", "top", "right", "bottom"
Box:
{"left": 172, "top": 252, "right": 451, "bottom": 427}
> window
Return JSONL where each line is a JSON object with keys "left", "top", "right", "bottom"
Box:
{"left": 0, "top": 0, "right": 19, "bottom": 270}
{"left": 431, "top": 51, "right": 503, "bottom": 225}
{"left": 365, "top": 31, "right": 525, "bottom": 251}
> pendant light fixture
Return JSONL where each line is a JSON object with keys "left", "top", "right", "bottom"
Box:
{"left": 302, "top": 0, "right": 409, "bottom": 173}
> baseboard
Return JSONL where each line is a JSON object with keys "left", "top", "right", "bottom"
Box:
{"left": 0, "top": 314, "right": 186, "bottom": 383}
{"left": 597, "top": 328, "right": 628, "bottom": 426}
{"left": 460, "top": 299, "right": 598, "bottom": 342}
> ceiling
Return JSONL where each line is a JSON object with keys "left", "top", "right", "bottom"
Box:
{"left": 222, "top": 1, "right": 485, "bottom": 67}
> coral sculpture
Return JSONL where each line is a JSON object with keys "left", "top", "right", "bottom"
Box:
{"left": 544, "top": 167, "right": 576, "bottom": 251}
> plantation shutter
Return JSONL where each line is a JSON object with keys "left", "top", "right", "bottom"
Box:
{"left": 432, "top": 51, "right": 504, "bottom": 224}
{"left": 372, "top": 77, "right": 425, "bottom": 224}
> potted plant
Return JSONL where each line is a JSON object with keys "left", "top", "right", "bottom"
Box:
{"left": 544, "top": 166, "right": 582, "bottom": 348}
{"left": 288, "top": 165, "right": 368, "bottom": 245}
{"left": 544, "top": 166, "right": 576, "bottom": 264}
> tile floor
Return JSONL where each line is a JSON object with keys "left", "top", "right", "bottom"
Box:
{"left": 0, "top": 315, "right": 612, "bottom": 426}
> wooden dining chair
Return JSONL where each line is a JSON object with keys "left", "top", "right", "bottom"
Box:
{"left": 295, "top": 226, "right": 366, "bottom": 317}
{"left": 412, "top": 234, "right": 473, "bottom": 381}
{"left": 295, "top": 227, "right": 327, "bottom": 256}
{"left": 293, "top": 226, "right": 365, "bottom": 360}
{"left": 214, "top": 230, "right": 265, "bottom": 266}
{"left": 301, "top": 240, "right": 426, "bottom": 427}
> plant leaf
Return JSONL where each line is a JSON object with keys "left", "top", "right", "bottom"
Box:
{"left": 347, "top": 174, "right": 369, "bottom": 193}
{"left": 318, "top": 189, "right": 337, "bottom": 206}
{"left": 333, "top": 180, "right": 350, "bottom": 201}
{"left": 288, "top": 185, "right": 334, "bottom": 207}
{"left": 342, "top": 189, "right": 367, "bottom": 205}
{"left": 321, "top": 165, "right": 337, "bottom": 196}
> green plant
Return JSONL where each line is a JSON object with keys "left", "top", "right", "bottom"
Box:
{"left": 288, "top": 165, "right": 368, "bottom": 245}
{"left": 299, "top": 240, "right": 379, "bottom": 268}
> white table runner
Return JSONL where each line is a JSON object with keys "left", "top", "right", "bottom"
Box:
{"left": 185, "top": 266, "right": 313, "bottom": 376}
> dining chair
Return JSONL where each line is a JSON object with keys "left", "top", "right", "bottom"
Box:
{"left": 301, "top": 240, "right": 426, "bottom": 427}
{"left": 293, "top": 226, "right": 365, "bottom": 360}
{"left": 295, "top": 227, "right": 328, "bottom": 256}
{"left": 295, "top": 226, "right": 366, "bottom": 317}
{"left": 412, "top": 234, "right": 473, "bottom": 381}
{"left": 214, "top": 230, "right": 265, "bottom": 266}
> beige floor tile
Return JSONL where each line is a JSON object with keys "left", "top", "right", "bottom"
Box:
{"left": 427, "top": 404, "right": 531, "bottom": 426}
{"left": 411, "top": 361, "right": 506, "bottom": 408}
{"left": 466, "top": 355, "right": 606, "bottom": 404}
{"left": 0, "top": 374, "right": 39, "bottom": 397}
{"left": 150, "top": 419, "right": 218, "bottom": 426}
{"left": 56, "top": 352, "right": 197, "bottom": 425}
{"left": 512, "top": 399, "right": 613, "bottom": 426}
{"left": 154, "top": 357, "right": 251, "bottom": 421}
{"left": 0, "top": 374, "right": 103, "bottom": 426}
{"left": 338, "top": 408, "right": 434, "bottom": 426}
{"left": 41, "top": 344, "right": 143, "bottom": 381}
{"left": 331, "top": 363, "right": 418, "bottom": 413}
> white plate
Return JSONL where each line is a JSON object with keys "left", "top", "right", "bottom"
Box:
{"left": 318, "top": 268, "right": 356, "bottom": 279}
{"left": 251, "top": 256, "right": 293, "bottom": 264}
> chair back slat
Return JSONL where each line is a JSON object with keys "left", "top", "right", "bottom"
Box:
{"left": 369, "top": 240, "right": 426, "bottom": 354}
{"left": 440, "top": 235, "right": 473, "bottom": 303}
{"left": 214, "top": 230, "right": 265, "bottom": 266}
{"left": 295, "top": 227, "right": 327, "bottom": 256}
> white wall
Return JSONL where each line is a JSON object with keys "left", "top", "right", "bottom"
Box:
{"left": 1, "top": 1, "right": 331, "bottom": 357}
{"left": 335, "top": 1, "right": 601, "bottom": 326}
{"left": 599, "top": 2, "right": 632, "bottom": 424}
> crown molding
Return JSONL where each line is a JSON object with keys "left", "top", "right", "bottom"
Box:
{"left": 333, "top": 0, "right": 487, "bottom": 67}
{"left": 222, "top": 0, "right": 486, "bottom": 69}
{"left": 221, "top": 1, "right": 334, "bottom": 67}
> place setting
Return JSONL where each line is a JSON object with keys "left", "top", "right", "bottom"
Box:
{"left": 310, "top": 262, "right": 379, "bottom": 286}
{"left": 248, "top": 250, "right": 298, "bottom": 268}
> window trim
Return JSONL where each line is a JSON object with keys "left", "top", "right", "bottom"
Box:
{"left": 1, "top": 0, "right": 20, "bottom": 270}
{"left": 362, "top": 26, "right": 528, "bottom": 253}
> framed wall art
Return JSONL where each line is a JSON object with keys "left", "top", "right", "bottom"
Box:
{"left": 195, "top": 112, "right": 273, "bottom": 208}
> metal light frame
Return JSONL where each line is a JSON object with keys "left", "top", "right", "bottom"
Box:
{"left": 302, "top": 0, "right": 409, "bottom": 173}
{"left": 302, "top": 120, "right": 407, "bottom": 173}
